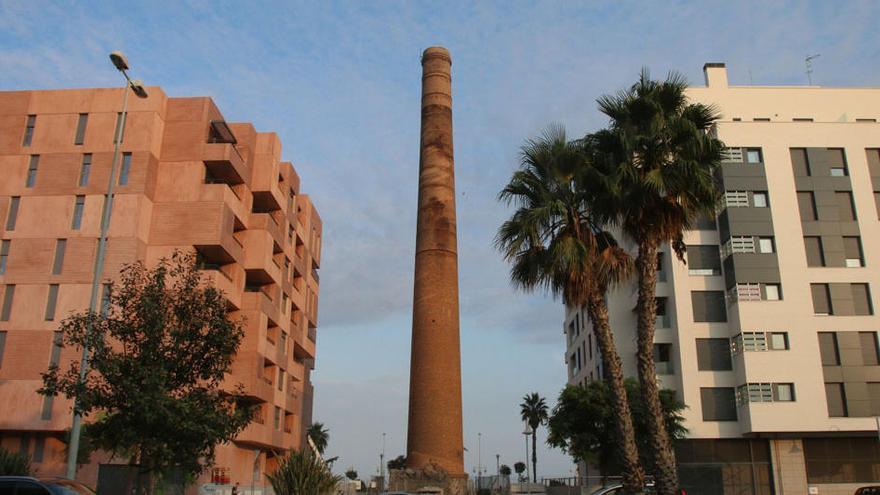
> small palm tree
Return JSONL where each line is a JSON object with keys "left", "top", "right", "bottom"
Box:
{"left": 497, "top": 125, "right": 645, "bottom": 493}
{"left": 307, "top": 422, "right": 329, "bottom": 455}
{"left": 519, "top": 393, "right": 547, "bottom": 482}
{"left": 267, "top": 448, "right": 341, "bottom": 495}
{"left": 0, "top": 447, "right": 31, "bottom": 476}
{"left": 594, "top": 69, "right": 724, "bottom": 495}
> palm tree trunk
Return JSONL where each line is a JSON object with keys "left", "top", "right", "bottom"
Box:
{"left": 531, "top": 430, "right": 537, "bottom": 483}
{"left": 634, "top": 239, "right": 678, "bottom": 495}
{"left": 587, "top": 292, "right": 645, "bottom": 494}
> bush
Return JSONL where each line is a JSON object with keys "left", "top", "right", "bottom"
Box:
{"left": 268, "top": 449, "right": 341, "bottom": 495}
{"left": 0, "top": 447, "right": 32, "bottom": 476}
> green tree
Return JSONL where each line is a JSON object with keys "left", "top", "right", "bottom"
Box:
{"left": 345, "top": 468, "right": 358, "bottom": 480}
{"left": 40, "top": 252, "right": 255, "bottom": 482}
{"left": 308, "top": 422, "right": 330, "bottom": 454}
{"left": 497, "top": 126, "right": 645, "bottom": 492}
{"left": 0, "top": 447, "right": 32, "bottom": 476}
{"left": 387, "top": 455, "right": 406, "bottom": 471}
{"left": 592, "top": 69, "right": 724, "bottom": 495}
{"left": 268, "top": 449, "right": 341, "bottom": 495}
{"left": 499, "top": 464, "right": 512, "bottom": 476}
{"left": 519, "top": 393, "right": 548, "bottom": 482}
{"left": 547, "top": 380, "right": 686, "bottom": 477}
{"left": 513, "top": 462, "right": 526, "bottom": 482}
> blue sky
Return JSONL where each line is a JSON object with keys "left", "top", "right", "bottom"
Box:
{"left": 2, "top": 0, "right": 879, "bottom": 480}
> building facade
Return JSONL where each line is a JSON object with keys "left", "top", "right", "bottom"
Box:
{"left": 0, "top": 87, "right": 322, "bottom": 487}
{"left": 564, "top": 64, "right": 880, "bottom": 494}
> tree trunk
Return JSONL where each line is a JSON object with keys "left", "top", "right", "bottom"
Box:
{"left": 587, "top": 292, "right": 645, "bottom": 494}
{"left": 531, "top": 430, "right": 537, "bottom": 483}
{"left": 634, "top": 239, "right": 678, "bottom": 495}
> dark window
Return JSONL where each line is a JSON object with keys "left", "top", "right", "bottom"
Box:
{"left": 52, "top": 239, "right": 66, "bottom": 275}
{"left": 793, "top": 118, "right": 814, "bottom": 122}
{"left": 811, "top": 284, "right": 832, "bottom": 315}
{"left": 867, "top": 148, "right": 880, "bottom": 177}
{"left": 859, "top": 332, "right": 879, "bottom": 365}
{"left": 686, "top": 245, "right": 721, "bottom": 275}
{"left": 691, "top": 291, "right": 727, "bottom": 322}
{"left": 827, "top": 148, "right": 848, "bottom": 176}
{"left": 791, "top": 148, "right": 811, "bottom": 176}
{"left": 79, "top": 154, "right": 92, "bottom": 187}
{"left": 44, "top": 284, "right": 59, "bottom": 321}
{"left": 654, "top": 343, "right": 673, "bottom": 374}
{"left": 0, "top": 331, "right": 6, "bottom": 368}
{"left": 6, "top": 197, "right": 20, "bottom": 231}
{"left": 844, "top": 237, "right": 864, "bottom": 267}
{"left": 0, "top": 240, "right": 9, "bottom": 275}
{"left": 804, "top": 237, "right": 825, "bottom": 267}
{"left": 696, "top": 338, "right": 733, "bottom": 370}
{"left": 870, "top": 383, "right": 880, "bottom": 416}
{"left": 75, "top": 113, "right": 88, "bottom": 145}
{"left": 32, "top": 436, "right": 44, "bottom": 463}
{"left": 824, "top": 383, "right": 847, "bottom": 417}
{"left": 119, "top": 152, "right": 132, "bottom": 185}
{"left": 26, "top": 155, "right": 39, "bottom": 188}
{"left": 818, "top": 332, "right": 840, "bottom": 365}
{"left": 1, "top": 285, "right": 14, "bottom": 321}
{"left": 805, "top": 438, "right": 880, "bottom": 483}
{"left": 22, "top": 114, "right": 36, "bottom": 146}
{"left": 71, "top": 195, "right": 85, "bottom": 230}
{"left": 875, "top": 192, "right": 880, "bottom": 219}
{"left": 114, "top": 112, "right": 125, "bottom": 144}
{"left": 851, "top": 283, "right": 873, "bottom": 315}
{"left": 700, "top": 387, "right": 737, "bottom": 421}
{"left": 836, "top": 191, "right": 856, "bottom": 221}
{"left": 797, "top": 191, "right": 817, "bottom": 221}
{"left": 274, "top": 406, "right": 281, "bottom": 430}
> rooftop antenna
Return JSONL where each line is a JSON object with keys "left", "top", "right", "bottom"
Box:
{"left": 805, "top": 54, "right": 820, "bottom": 85}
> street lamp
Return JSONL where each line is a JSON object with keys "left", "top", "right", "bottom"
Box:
{"left": 477, "top": 432, "right": 482, "bottom": 492}
{"left": 64, "top": 50, "right": 149, "bottom": 480}
{"left": 523, "top": 424, "right": 532, "bottom": 490}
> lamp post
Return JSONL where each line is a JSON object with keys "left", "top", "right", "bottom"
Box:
{"left": 64, "top": 51, "right": 148, "bottom": 480}
{"left": 477, "top": 432, "right": 482, "bottom": 492}
{"left": 523, "top": 424, "right": 532, "bottom": 491}
{"left": 379, "top": 432, "right": 386, "bottom": 487}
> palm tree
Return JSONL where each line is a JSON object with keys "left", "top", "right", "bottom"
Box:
{"left": 267, "top": 448, "right": 341, "bottom": 495}
{"left": 497, "top": 125, "right": 645, "bottom": 493}
{"left": 519, "top": 392, "right": 547, "bottom": 482}
{"left": 594, "top": 69, "right": 724, "bottom": 495}
{"left": 307, "top": 422, "right": 329, "bottom": 455}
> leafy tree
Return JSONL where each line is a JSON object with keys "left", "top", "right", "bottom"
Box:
{"left": 345, "top": 468, "right": 358, "bottom": 480}
{"left": 0, "top": 447, "right": 31, "bottom": 476}
{"left": 268, "top": 448, "right": 341, "bottom": 495}
{"left": 513, "top": 462, "right": 526, "bottom": 482}
{"left": 499, "top": 464, "right": 511, "bottom": 476}
{"left": 40, "top": 252, "right": 255, "bottom": 481}
{"left": 519, "top": 393, "right": 548, "bottom": 482}
{"left": 497, "top": 126, "right": 645, "bottom": 492}
{"left": 387, "top": 455, "right": 406, "bottom": 471}
{"left": 592, "top": 69, "right": 724, "bottom": 494}
{"left": 308, "top": 422, "right": 330, "bottom": 455}
{"left": 547, "top": 380, "right": 686, "bottom": 479}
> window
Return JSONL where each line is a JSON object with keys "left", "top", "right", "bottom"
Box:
{"left": 824, "top": 383, "right": 847, "bottom": 417}
{"left": 6, "top": 197, "right": 20, "bottom": 231}
{"left": 757, "top": 237, "right": 774, "bottom": 254}
{"left": 793, "top": 118, "right": 813, "bottom": 122}
{"left": 44, "top": 285, "right": 59, "bottom": 321}
{"left": 797, "top": 191, "right": 817, "bottom": 221}
{"left": 114, "top": 112, "right": 125, "bottom": 144}
{"left": 75, "top": 113, "right": 88, "bottom": 145}
{"left": 691, "top": 291, "right": 727, "bottom": 322}
{"left": 52, "top": 239, "right": 66, "bottom": 275}
{"left": 836, "top": 191, "right": 856, "bottom": 221}
{"left": 830, "top": 167, "right": 847, "bottom": 177}
{"left": 71, "top": 195, "right": 85, "bottom": 230}
{"left": 769, "top": 332, "right": 789, "bottom": 350}
{"left": 805, "top": 438, "right": 880, "bottom": 483}
{"left": 843, "top": 236, "right": 863, "bottom": 267}
{"left": 0, "top": 331, "right": 6, "bottom": 368}
{"left": 753, "top": 117, "right": 771, "bottom": 122}
{"left": 818, "top": 332, "right": 840, "bottom": 365}
{"left": 41, "top": 333, "right": 62, "bottom": 420}
{"left": 764, "top": 284, "right": 781, "bottom": 301}
{"left": 745, "top": 148, "right": 762, "bottom": 164}
{"left": 32, "top": 437, "right": 45, "bottom": 463}
{"left": 752, "top": 192, "right": 768, "bottom": 208}
{"left": 700, "top": 387, "right": 737, "bottom": 421}
{"left": 277, "top": 367, "right": 284, "bottom": 391}
{"left": 25, "top": 155, "right": 39, "bottom": 188}
{"left": 656, "top": 297, "right": 670, "bottom": 327}
{"left": 774, "top": 383, "right": 795, "bottom": 402}
{"left": 119, "top": 152, "right": 132, "bottom": 185}
{"left": 858, "top": 332, "right": 879, "bottom": 365}
{"left": 654, "top": 343, "right": 673, "bottom": 374}
{"left": 804, "top": 237, "right": 825, "bottom": 267}
{"left": 79, "top": 154, "right": 92, "bottom": 186}
{"left": 827, "top": 148, "right": 848, "bottom": 176}
{"left": 696, "top": 338, "right": 733, "bottom": 371}
{"left": 1, "top": 285, "right": 14, "bottom": 321}
{"left": 0, "top": 240, "right": 9, "bottom": 275}
{"left": 791, "top": 148, "right": 811, "bottom": 176}
{"left": 811, "top": 284, "right": 832, "bottom": 315}
{"left": 22, "top": 115, "right": 35, "bottom": 146}
{"left": 851, "top": 283, "right": 873, "bottom": 315}
{"left": 686, "top": 245, "right": 721, "bottom": 276}
{"left": 100, "top": 283, "right": 111, "bottom": 316}
{"left": 274, "top": 406, "right": 281, "bottom": 430}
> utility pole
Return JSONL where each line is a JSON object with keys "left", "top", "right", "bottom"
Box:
{"left": 806, "top": 53, "right": 820, "bottom": 85}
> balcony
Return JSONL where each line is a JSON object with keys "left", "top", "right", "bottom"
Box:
{"left": 227, "top": 351, "right": 274, "bottom": 403}
{"left": 199, "top": 263, "right": 244, "bottom": 310}
{"left": 204, "top": 142, "right": 248, "bottom": 187}
{"left": 240, "top": 231, "right": 284, "bottom": 287}
{"left": 242, "top": 290, "right": 281, "bottom": 330}
{"left": 152, "top": 203, "right": 244, "bottom": 266}
{"left": 250, "top": 213, "right": 285, "bottom": 252}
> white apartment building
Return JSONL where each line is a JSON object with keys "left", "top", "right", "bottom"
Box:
{"left": 564, "top": 63, "right": 880, "bottom": 495}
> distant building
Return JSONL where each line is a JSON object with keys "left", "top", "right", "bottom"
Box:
{"left": 0, "top": 87, "right": 322, "bottom": 487}
{"left": 564, "top": 63, "right": 880, "bottom": 495}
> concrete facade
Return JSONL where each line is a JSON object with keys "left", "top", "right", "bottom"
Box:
{"left": 0, "top": 87, "right": 322, "bottom": 488}
{"left": 564, "top": 64, "right": 880, "bottom": 494}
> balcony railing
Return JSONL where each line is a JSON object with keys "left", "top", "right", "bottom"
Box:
{"left": 722, "top": 147, "right": 743, "bottom": 163}
{"left": 721, "top": 237, "right": 756, "bottom": 258}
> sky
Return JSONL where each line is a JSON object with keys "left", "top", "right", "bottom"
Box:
{"left": 2, "top": 0, "right": 879, "bottom": 480}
